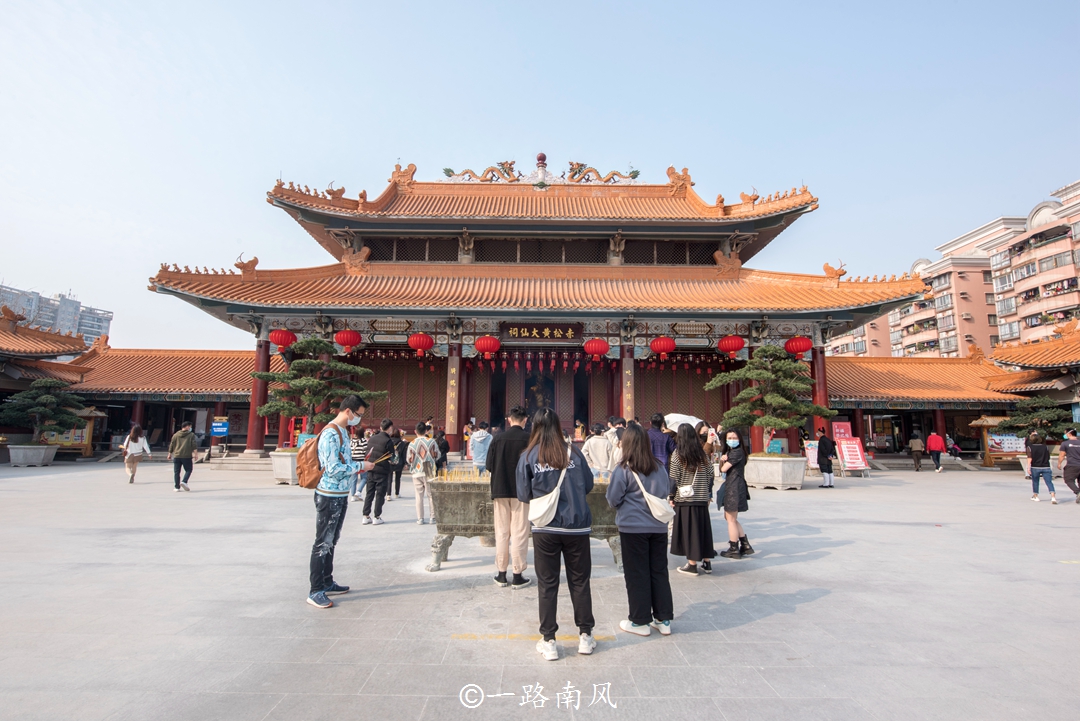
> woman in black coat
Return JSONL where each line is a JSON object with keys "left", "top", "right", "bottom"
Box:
{"left": 816, "top": 427, "right": 837, "bottom": 488}
{"left": 718, "top": 429, "right": 753, "bottom": 559}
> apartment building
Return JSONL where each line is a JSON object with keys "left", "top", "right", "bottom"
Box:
{"left": 0, "top": 284, "right": 113, "bottom": 345}
{"left": 828, "top": 178, "right": 1080, "bottom": 358}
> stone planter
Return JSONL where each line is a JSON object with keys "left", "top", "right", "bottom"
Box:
{"left": 270, "top": 451, "right": 298, "bottom": 485}
{"left": 9, "top": 444, "right": 60, "bottom": 467}
{"left": 426, "top": 480, "right": 622, "bottom": 572}
{"left": 745, "top": 454, "right": 805, "bottom": 490}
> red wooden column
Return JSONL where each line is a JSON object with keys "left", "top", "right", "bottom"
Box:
{"left": 210, "top": 401, "right": 226, "bottom": 449}
{"left": 749, "top": 379, "right": 765, "bottom": 453}
{"left": 853, "top": 408, "right": 866, "bottom": 444}
{"left": 620, "top": 343, "right": 635, "bottom": 422}
{"left": 445, "top": 342, "right": 462, "bottom": 452}
{"left": 244, "top": 338, "right": 271, "bottom": 454}
{"left": 130, "top": 399, "right": 145, "bottom": 427}
{"left": 810, "top": 346, "right": 830, "bottom": 434}
{"left": 933, "top": 408, "right": 946, "bottom": 437}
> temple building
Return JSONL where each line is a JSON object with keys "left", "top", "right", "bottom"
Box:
{"left": 143, "top": 154, "right": 936, "bottom": 454}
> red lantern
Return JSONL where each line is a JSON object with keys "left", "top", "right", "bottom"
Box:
{"left": 583, "top": 338, "right": 610, "bottom": 362}
{"left": 650, "top": 336, "right": 676, "bottom": 361}
{"left": 717, "top": 335, "right": 745, "bottom": 359}
{"left": 269, "top": 329, "right": 297, "bottom": 349}
{"left": 334, "top": 329, "right": 362, "bottom": 353}
{"left": 784, "top": 335, "right": 813, "bottom": 355}
{"left": 475, "top": 335, "right": 501, "bottom": 360}
{"left": 408, "top": 332, "right": 434, "bottom": 358}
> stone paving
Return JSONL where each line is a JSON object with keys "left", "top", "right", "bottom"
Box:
{"left": 0, "top": 461, "right": 1077, "bottom": 721}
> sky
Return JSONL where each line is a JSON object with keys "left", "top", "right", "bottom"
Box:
{"left": 1, "top": 0, "right": 1077, "bottom": 350}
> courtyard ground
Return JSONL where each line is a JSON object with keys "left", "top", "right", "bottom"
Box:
{"left": 0, "top": 461, "right": 1076, "bottom": 721}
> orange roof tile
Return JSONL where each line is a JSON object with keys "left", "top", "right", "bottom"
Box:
{"left": 68, "top": 348, "right": 287, "bottom": 395}
{"left": 826, "top": 356, "right": 1025, "bottom": 403}
{"left": 985, "top": 369, "right": 1070, "bottom": 393}
{"left": 5, "top": 359, "right": 88, "bottom": 384}
{"left": 268, "top": 163, "right": 818, "bottom": 223}
{"left": 149, "top": 262, "right": 925, "bottom": 314}
{"left": 991, "top": 321, "right": 1080, "bottom": 369}
{"left": 0, "top": 306, "right": 88, "bottom": 358}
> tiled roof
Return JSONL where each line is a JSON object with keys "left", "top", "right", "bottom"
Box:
{"left": 267, "top": 163, "right": 818, "bottom": 223}
{"left": 149, "top": 262, "right": 925, "bottom": 314}
{"left": 0, "top": 309, "right": 88, "bottom": 359}
{"left": 826, "top": 356, "right": 1026, "bottom": 403}
{"left": 68, "top": 348, "right": 287, "bottom": 394}
{"left": 991, "top": 323, "right": 1080, "bottom": 369}
{"left": 985, "top": 369, "right": 1070, "bottom": 393}
{"left": 4, "top": 359, "right": 87, "bottom": 384}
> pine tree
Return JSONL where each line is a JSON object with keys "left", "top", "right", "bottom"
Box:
{"left": 0, "top": 378, "right": 87, "bottom": 443}
{"left": 704, "top": 344, "right": 834, "bottom": 450}
{"left": 252, "top": 337, "right": 387, "bottom": 433}
{"left": 995, "top": 395, "right": 1071, "bottom": 441}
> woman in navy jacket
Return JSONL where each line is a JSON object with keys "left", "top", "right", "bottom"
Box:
{"left": 606, "top": 422, "right": 674, "bottom": 636}
{"left": 516, "top": 408, "right": 596, "bottom": 661}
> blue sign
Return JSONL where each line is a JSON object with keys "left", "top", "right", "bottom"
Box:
{"left": 211, "top": 420, "right": 229, "bottom": 437}
{"left": 767, "top": 439, "right": 784, "bottom": 454}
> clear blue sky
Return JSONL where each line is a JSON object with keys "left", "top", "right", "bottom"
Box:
{"left": 2, "top": 0, "right": 1076, "bottom": 349}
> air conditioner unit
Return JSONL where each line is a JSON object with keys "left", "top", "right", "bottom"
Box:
{"left": 959, "top": 291, "right": 970, "bottom": 299}
{"left": 957, "top": 272, "right": 967, "bottom": 278}
{"left": 871, "top": 339, "right": 880, "bottom": 345}
{"left": 961, "top": 313, "right": 974, "bottom": 320}
{"left": 964, "top": 334, "right": 975, "bottom": 341}
{"left": 869, "top": 322, "right": 878, "bottom": 329}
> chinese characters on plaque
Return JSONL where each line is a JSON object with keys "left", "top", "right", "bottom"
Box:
{"left": 500, "top": 322, "right": 584, "bottom": 343}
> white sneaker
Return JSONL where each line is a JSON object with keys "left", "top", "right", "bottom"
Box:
{"left": 416, "top": 519, "right": 425, "bottom": 525}
{"left": 536, "top": 638, "right": 558, "bottom": 661}
{"left": 619, "top": 620, "right": 651, "bottom": 636}
{"left": 1051, "top": 496, "right": 1058, "bottom": 504}
{"left": 373, "top": 517, "right": 385, "bottom": 525}
{"left": 386, "top": 496, "right": 393, "bottom": 502}
{"left": 577, "top": 633, "right": 597, "bottom": 655}
{"left": 935, "top": 468, "right": 942, "bottom": 473}
{"left": 174, "top": 487, "right": 182, "bottom": 492}
{"left": 649, "top": 619, "right": 672, "bottom": 636}
{"left": 180, "top": 482, "right": 190, "bottom": 491}
{"left": 1032, "top": 495, "right": 1040, "bottom": 502}
{"left": 362, "top": 516, "right": 373, "bottom": 525}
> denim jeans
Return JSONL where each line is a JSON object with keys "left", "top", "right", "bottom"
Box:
{"left": 172, "top": 458, "right": 193, "bottom": 488}
{"left": 1031, "top": 467, "right": 1055, "bottom": 494}
{"left": 309, "top": 493, "right": 349, "bottom": 595}
{"left": 349, "top": 472, "right": 366, "bottom": 497}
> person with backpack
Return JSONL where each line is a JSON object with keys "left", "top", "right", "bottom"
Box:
{"left": 121, "top": 424, "right": 151, "bottom": 484}
{"left": 516, "top": 408, "right": 596, "bottom": 661}
{"left": 306, "top": 395, "right": 374, "bottom": 609}
{"left": 606, "top": 422, "right": 674, "bottom": 637}
{"left": 406, "top": 422, "right": 441, "bottom": 524}
{"left": 486, "top": 405, "right": 532, "bottom": 589}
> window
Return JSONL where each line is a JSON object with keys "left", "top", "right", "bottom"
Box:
{"left": 993, "top": 272, "right": 1014, "bottom": 292}
{"left": 1017, "top": 287, "right": 1040, "bottom": 305}
{"left": 1038, "top": 251, "right": 1073, "bottom": 272}
{"left": 1043, "top": 277, "right": 1078, "bottom": 297}
{"left": 987, "top": 314, "right": 998, "bottom": 325}
{"left": 934, "top": 293, "right": 953, "bottom": 310}
{"left": 888, "top": 309, "right": 902, "bottom": 326}
{"left": 1012, "top": 261, "right": 1037, "bottom": 281}
{"left": 891, "top": 347, "right": 904, "bottom": 357}
{"left": 990, "top": 335, "right": 1000, "bottom": 347}
{"left": 998, "top": 320, "right": 1021, "bottom": 340}
{"left": 938, "top": 313, "right": 956, "bottom": 330}
{"left": 852, "top": 325, "right": 866, "bottom": 337}
{"left": 940, "top": 335, "right": 959, "bottom": 352}
{"left": 890, "top": 330, "right": 903, "bottom": 344}
{"left": 929, "top": 274, "right": 951, "bottom": 290}
{"left": 990, "top": 251, "right": 1011, "bottom": 271}
{"left": 853, "top": 340, "right": 866, "bottom": 354}
{"left": 983, "top": 270, "right": 993, "bottom": 283}
{"left": 985, "top": 293, "right": 996, "bottom": 305}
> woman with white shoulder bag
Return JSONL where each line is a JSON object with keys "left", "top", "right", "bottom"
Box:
{"left": 515, "top": 408, "right": 596, "bottom": 662}
{"left": 606, "top": 422, "right": 675, "bottom": 637}
{"left": 668, "top": 423, "right": 717, "bottom": 576}
{"left": 121, "top": 424, "right": 151, "bottom": 484}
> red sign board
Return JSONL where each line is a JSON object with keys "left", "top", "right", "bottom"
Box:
{"left": 832, "top": 421, "right": 853, "bottom": 439}
{"left": 837, "top": 437, "right": 869, "bottom": 470}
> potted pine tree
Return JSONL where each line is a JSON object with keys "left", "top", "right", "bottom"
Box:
{"left": 0, "top": 379, "right": 87, "bottom": 467}
{"left": 996, "top": 395, "right": 1071, "bottom": 476}
{"left": 253, "top": 337, "right": 385, "bottom": 484}
{"left": 704, "top": 344, "right": 835, "bottom": 489}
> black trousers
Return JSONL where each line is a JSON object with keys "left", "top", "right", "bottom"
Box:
{"left": 309, "top": 493, "right": 348, "bottom": 595}
{"left": 390, "top": 468, "right": 403, "bottom": 496}
{"left": 1063, "top": 466, "right": 1080, "bottom": 495}
{"left": 620, "top": 531, "right": 674, "bottom": 625}
{"left": 930, "top": 451, "right": 942, "bottom": 469}
{"left": 362, "top": 473, "right": 388, "bottom": 517}
{"left": 533, "top": 533, "right": 594, "bottom": 641}
{"left": 172, "top": 458, "right": 193, "bottom": 488}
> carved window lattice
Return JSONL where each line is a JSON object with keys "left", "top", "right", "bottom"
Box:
{"left": 475, "top": 239, "right": 517, "bottom": 263}
{"left": 623, "top": 240, "right": 655, "bottom": 265}
{"left": 472, "top": 371, "right": 491, "bottom": 423}
{"left": 395, "top": 239, "right": 427, "bottom": 263}
{"left": 506, "top": 368, "right": 523, "bottom": 410}
{"left": 565, "top": 240, "right": 607, "bottom": 264}
{"left": 365, "top": 238, "right": 395, "bottom": 262}
{"left": 590, "top": 364, "right": 608, "bottom": 422}
{"left": 428, "top": 238, "right": 458, "bottom": 262}
{"left": 657, "top": 241, "right": 688, "bottom": 265}
{"left": 689, "top": 241, "right": 721, "bottom": 266}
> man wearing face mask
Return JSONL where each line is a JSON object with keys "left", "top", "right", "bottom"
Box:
{"left": 307, "top": 395, "right": 375, "bottom": 609}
